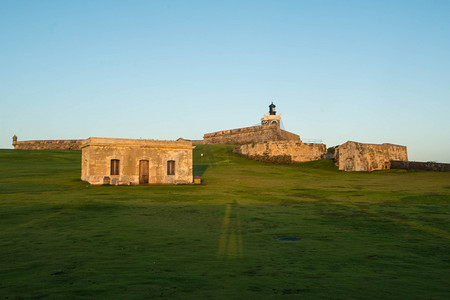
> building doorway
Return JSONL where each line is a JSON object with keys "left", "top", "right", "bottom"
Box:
{"left": 139, "top": 160, "right": 149, "bottom": 184}
{"left": 345, "top": 158, "right": 353, "bottom": 171}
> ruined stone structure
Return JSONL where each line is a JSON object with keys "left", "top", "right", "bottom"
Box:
{"left": 336, "top": 141, "right": 408, "bottom": 172}
{"left": 81, "top": 137, "right": 194, "bottom": 185}
{"left": 234, "top": 141, "right": 326, "bottom": 164}
{"left": 12, "top": 136, "right": 83, "bottom": 150}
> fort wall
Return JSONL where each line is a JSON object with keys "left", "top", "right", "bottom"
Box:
{"left": 234, "top": 141, "right": 326, "bottom": 164}
{"left": 336, "top": 141, "right": 408, "bottom": 172}
{"left": 390, "top": 160, "right": 450, "bottom": 172}
{"left": 189, "top": 140, "right": 205, "bottom": 145}
{"left": 203, "top": 124, "right": 300, "bottom": 145}
{"left": 13, "top": 137, "right": 84, "bottom": 150}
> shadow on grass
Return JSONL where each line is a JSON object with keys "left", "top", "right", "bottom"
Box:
{"left": 193, "top": 164, "right": 209, "bottom": 177}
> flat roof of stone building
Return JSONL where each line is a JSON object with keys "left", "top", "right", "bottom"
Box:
{"left": 81, "top": 137, "right": 194, "bottom": 149}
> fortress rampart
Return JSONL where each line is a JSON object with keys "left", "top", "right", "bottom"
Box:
{"left": 12, "top": 136, "right": 84, "bottom": 150}
{"left": 234, "top": 141, "right": 326, "bottom": 164}
{"left": 390, "top": 160, "right": 450, "bottom": 172}
{"left": 203, "top": 124, "right": 300, "bottom": 145}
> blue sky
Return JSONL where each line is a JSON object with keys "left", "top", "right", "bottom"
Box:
{"left": 1, "top": 0, "right": 449, "bottom": 162}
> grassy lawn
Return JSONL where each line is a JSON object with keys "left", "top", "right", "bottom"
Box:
{"left": 0, "top": 145, "right": 449, "bottom": 299}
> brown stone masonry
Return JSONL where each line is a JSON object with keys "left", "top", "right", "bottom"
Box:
{"left": 12, "top": 136, "right": 84, "bottom": 150}
{"left": 203, "top": 124, "right": 300, "bottom": 145}
{"left": 234, "top": 141, "right": 326, "bottom": 164}
{"left": 81, "top": 137, "right": 194, "bottom": 185}
{"left": 336, "top": 141, "right": 408, "bottom": 171}
{"left": 390, "top": 160, "right": 450, "bottom": 172}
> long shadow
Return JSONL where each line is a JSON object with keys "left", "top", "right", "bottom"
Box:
{"left": 193, "top": 164, "right": 209, "bottom": 177}
{"left": 218, "top": 200, "right": 243, "bottom": 259}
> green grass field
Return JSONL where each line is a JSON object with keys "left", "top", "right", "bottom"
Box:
{"left": 0, "top": 145, "right": 449, "bottom": 299}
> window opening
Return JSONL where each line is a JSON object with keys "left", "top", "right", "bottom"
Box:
{"left": 167, "top": 160, "right": 175, "bottom": 175}
{"left": 111, "top": 159, "right": 120, "bottom": 175}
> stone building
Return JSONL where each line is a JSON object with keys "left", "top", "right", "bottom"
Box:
{"left": 336, "top": 141, "right": 408, "bottom": 172}
{"left": 81, "top": 137, "right": 194, "bottom": 185}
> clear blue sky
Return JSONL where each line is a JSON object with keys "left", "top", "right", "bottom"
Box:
{"left": 1, "top": 0, "right": 449, "bottom": 162}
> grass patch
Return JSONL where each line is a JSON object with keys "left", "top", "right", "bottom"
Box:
{"left": 0, "top": 146, "right": 449, "bottom": 299}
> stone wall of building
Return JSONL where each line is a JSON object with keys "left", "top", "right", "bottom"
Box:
{"left": 336, "top": 141, "right": 408, "bottom": 171}
{"left": 390, "top": 160, "right": 450, "bottom": 172}
{"left": 13, "top": 136, "right": 84, "bottom": 150}
{"left": 81, "top": 137, "right": 194, "bottom": 185}
{"left": 203, "top": 124, "right": 300, "bottom": 145}
{"left": 233, "top": 141, "right": 326, "bottom": 164}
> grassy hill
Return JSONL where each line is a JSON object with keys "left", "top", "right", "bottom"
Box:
{"left": 0, "top": 145, "right": 449, "bottom": 299}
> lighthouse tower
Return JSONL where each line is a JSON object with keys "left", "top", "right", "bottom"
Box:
{"left": 261, "top": 102, "right": 281, "bottom": 126}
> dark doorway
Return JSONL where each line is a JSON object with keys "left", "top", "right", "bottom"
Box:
{"left": 139, "top": 160, "right": 149, "bottom": 184}
{"left": 345, "top": 158, "right": 353, "bottom": 171}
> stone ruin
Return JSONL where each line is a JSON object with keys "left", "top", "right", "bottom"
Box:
{"left": 335, "top": 141, "right": 408, "bottom": 172}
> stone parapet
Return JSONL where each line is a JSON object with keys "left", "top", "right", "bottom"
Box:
{"left": 390, "top": 160, "right": 450, "bottom": 172}
{"left": 203, "top": 124, "right": 300, "bottom": 145}
{"left": 188, "top": 140, "right": 205, "bottom": 145}
{"left": 13, "top": 138, "right": 84, "bottom": 150}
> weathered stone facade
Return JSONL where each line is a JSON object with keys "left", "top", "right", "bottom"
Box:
{"left": 336, "top": 141, "right": 408, "bottom": 172}
{"left": 203, "top": 124, "right": 300, "bottom": 144}
{"left": 12, "top": 136, "right": 83, "bottom": 150}
{"left": 234, "top": 141, "right": 326, "bottom": 164}
{"left": 81, "top": 137, "right": 194, "bottom": 185}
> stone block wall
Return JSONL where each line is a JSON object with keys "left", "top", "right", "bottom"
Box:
{"left": 13, "top": 138, "right": 84, "bottom": 150}
{"left": 390, "top": 160, "right": 450, "bottom": 172}
{"left": 81, "top": 137, "right": 194, "bottom": 185}
{"left": 234, "top": 141, "right": 326, "bottom": 164}
{"left": 336, "top": 141, "right": 408, "bottom": 171}
{"left": 203, "top": 124, "right": 300, "bottom": 145}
